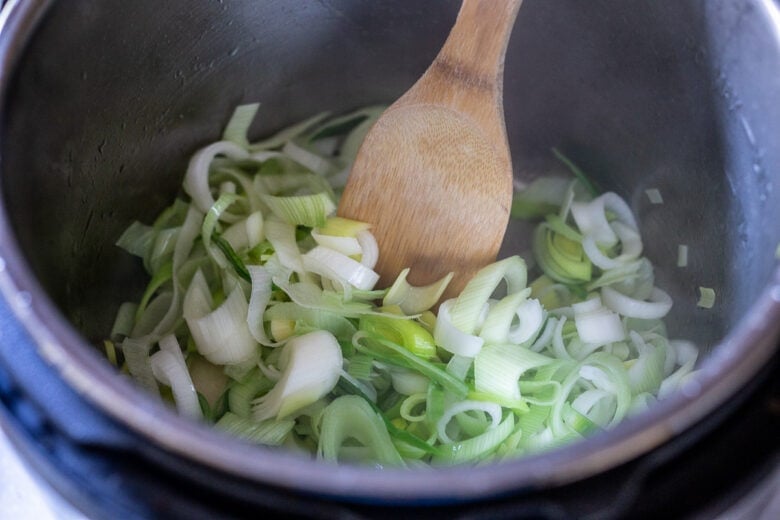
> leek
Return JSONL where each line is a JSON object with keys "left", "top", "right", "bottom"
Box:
{"left": 111, "top": 104, "right": 700, "bottom": 467}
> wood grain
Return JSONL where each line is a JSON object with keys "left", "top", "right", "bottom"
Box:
{"left": 338, "top": 0, "right": 522, "bottom": 301}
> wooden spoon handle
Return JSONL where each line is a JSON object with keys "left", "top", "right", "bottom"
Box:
{"left": 397, "top": 0, "right": 522, "bottom": 148}
{"left": 436, "top": 0, "right": 523, "bottom": 87}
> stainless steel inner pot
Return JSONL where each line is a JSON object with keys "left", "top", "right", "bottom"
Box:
{"left": 0, "top": 0, "right": 779, "bottom": 509}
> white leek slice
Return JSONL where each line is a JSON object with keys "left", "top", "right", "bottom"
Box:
{"left": 356, "top": 230, "right": 379, "bottom": 269}
{"left": 247, "top": 265, "right": 280, "bottom": 347}
{"left": 151, "top": 334, "right": 202, "bottom": 419}
{"left": 222, "top": 103, "right": 260, "bottom": 148}
{"left": 474, "top": 343, "right": 552, "bottom": 403}
{"left": 479, "top": 291, "right": 527, "bottom": 344}
{"left": 311, "top": 230, "right": 362, "bottom": 256}
{"left": 627, "top": 337, "right": 667, "bottom": 394}
{"left": 384, "top": 268, "right": 454, "bottom": 315}
{"left": 264, "top": 218, "right": 307, "bottom": 278}
{"left": 570, "top": 192, "right": 638, "bottom": 246}
{"left": 252, "top": 330, "right": 343, "bottom": 420}
{"left": 318, "top": 395, "right": 404, "bottom": 467}
{"left": 507, "top": 298, "right": 546, "bottom": 344}
{"left": 183, "top": 141, "right": 249, "bottom": 214}
{"left": 449, "top": 256, "right": 528, "bottom": 334}
{"left": 436, "top": 400, "right": 503, "bottom": 444}
{"left": 572, "top": 295, "right": 625, "bottom": 346}
{"left": 390, "top": 369, "right": 430, "bottom": 396}
{"left": 602, "top": 286, "right": 672, "bottom": 320}
{"left": 434, "top": 299, "right": 485, "bottom": 357}
{"left": 222, "top": 211, "right": 265, "bottom": 252}
{"left": 433, "top": 413, "right": 514, "bottom": 465}
{"left": 249, "top": 111, "right": 331, "bottom": 151}
{"left": 581, "top": 220, "right": 642, "bottom": 271}
{"left": 260, "top": 192, "right": 336, "bottom": 228}
{"left": 302, "top": 245, "right": 379, "bottom": 291}
{"left": 282, "top": 140, "right": 332, "bottom": 175}
{"left": 184, "top": 271, "right": 257, "bottom": 365}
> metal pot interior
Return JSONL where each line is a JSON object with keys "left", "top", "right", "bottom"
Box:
{"left": 1, "top": 0, "right": 779, "bottom": 500}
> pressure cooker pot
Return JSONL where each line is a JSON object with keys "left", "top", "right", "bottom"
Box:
{"left": 0, "top": 0, "right": 778, "bottom": 518}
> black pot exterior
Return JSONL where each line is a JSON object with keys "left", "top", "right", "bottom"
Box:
{"left": 0, "top": 0, "right": 779, "bottom": 515}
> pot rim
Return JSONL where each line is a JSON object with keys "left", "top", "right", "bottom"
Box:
{"left": 0, "top": 0, "right": 779, "bottom": 502}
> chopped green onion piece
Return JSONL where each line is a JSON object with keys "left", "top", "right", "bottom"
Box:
{"left": 677, "top": 244, "right": 689, "bottom": 268}
{"left": 697, "top": 287, "right": 716, "bottom": 309}
{"left": 645, "top": 188, "right": 664, "bottom": 204}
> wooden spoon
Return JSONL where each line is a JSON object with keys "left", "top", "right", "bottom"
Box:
{"left": 338, "top": 0, "right": 522, "bottom": 300}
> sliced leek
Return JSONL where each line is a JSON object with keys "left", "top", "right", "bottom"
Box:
{"left": 112, "top": 104, "right": 699, "bottom": 468}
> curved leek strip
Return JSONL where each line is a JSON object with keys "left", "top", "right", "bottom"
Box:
{"left": 478, "top": 290, "right": 529, "bottom": 344}
{"left": 586, "top": 258, "right": 643, "bottom": 292}
{"left": 573, "top": 295, "right": 625, "bottom": 346}
{"left": 311, "top": 230, "right": 362, "bottom": 256}
{"left": 434, "top": 299, "right": 485, "bottom": 357}
{"left": 581, "top": 221, "right": 642, "bottom": 271}
{"left": 184, "top": 271, "right": 257, "bottom": 365}
{"left": 529, "top": 316, "right": 558, "bottom": 352}
{"left": 626, "top": 333, "right": 667, "bottom": 394}
{"left": 110, "top": 302, "right": 138, "bottom": 341}
{"left": 151, "top": 334, "right": 202, "bottom": 419}
{"left": 354, "top": 333, "right": 468, "bottom": 398}
{"left": 247, "top": 265, "right": 279, "bottom": 347}
{"left": 533, "top": 224, "right": 591, "bottom": 284}
{"left": 183, "top": 141, "right": 249, "bottom": 214}
{"left": 123, "top": 337, "right": 160, "bottom": 396}
{"left": 260, "top": 192, "right": 335, "bottom": 228}
{"left": 264, "top": 302, "right": 357, "bottom": 343}
{"left": 264, "top": 217, "right": 307, "bottom": 277}
{"left": 433, "top": 413, "right": 514, "bottom": 465}
{"left": 116, "top": 220, "right": 155, "bottom": 263}
{"left": 359, "top": 315, "right": 437, "bottom": 360}
{"left": 302, "top": 245, "right": 379, "bottom": 291}
{"left": 222, "top": 211, "right": 265, "bottom": 252}
{"left": 222, "top": 102, "right": 260, "bottom": 148}
{"left": 436, "top": 400, "right": 503, "bottom": 444}
{"left": 282, "top": 140, "right": 332, "bottom": 175}
{"left": 508, "top": 298, "right": 545, "bottom": 344}
{"left": 356, "top": 230, "right": 379, "bottom": 269}
{"left": 570, "top": 192, "right": 638, "bottom": 247}
{"left": 449, "top": 256, "right": 528, "bottom": 334}
{"left": 318, "top": 395, "right": 405, "bottom": 467}
{"left": 252, "top": 331, "right": 343, "bottom": 421}
{"left": 249, "top": 111, "right": 331, "bottom": 151}
{"left": 400, "top": 393, "right": 429, "bottom": 423}
{"left": 384, "top": 268, "right": 454, "bottom": 315}
{"left": 202, "top": 193, "right": 240, "bottom": 270}
{"left": 602, "top": 286, "right": 672, "bottom": 320}
{"left": 390, "top": 369, "right": 429, "bottom": 396}
{"left": 474, "top": 343, "right": 553, "bottom": 403}
{"left": 216, "top": 412, "right": 295, "bottom": 446}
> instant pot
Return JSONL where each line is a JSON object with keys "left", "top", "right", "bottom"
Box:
{"left": 0, "top": 0, "right": 778, "bottom": 518}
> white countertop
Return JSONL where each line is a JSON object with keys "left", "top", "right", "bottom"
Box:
{"left": 0, "top": 424, "right": 86, "bottom": 520}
